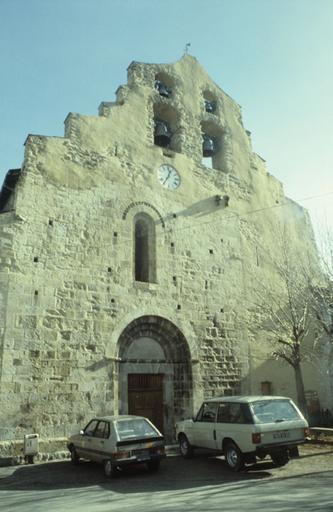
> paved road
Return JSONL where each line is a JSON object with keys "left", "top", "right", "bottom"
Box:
{"left": 0, "top": 445, "right": 333, "bottom": 512}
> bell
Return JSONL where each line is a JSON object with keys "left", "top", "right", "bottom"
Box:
{"left": 202, "top": 134, "right": 216, "bottom": 157}
{"left": 155, "top": 80, "right": 171, "bottom": 98}
{"left": 154, "top": 120, "right": 171, "bottom": 147}
{"left": 204, "top": 100, "right": 216, "bottom": 113}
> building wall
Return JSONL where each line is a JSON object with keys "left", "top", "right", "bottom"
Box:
{"left": 0, "top": 55, "right": 325, "bottom": 441}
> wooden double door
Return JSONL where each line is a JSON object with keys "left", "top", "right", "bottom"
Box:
{"left": 128, "top": 374, "right": 164, "bottom": 434}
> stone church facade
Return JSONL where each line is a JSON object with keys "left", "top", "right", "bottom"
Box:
{"left": 0, "top": 56, "right": 326, "bottom": 442}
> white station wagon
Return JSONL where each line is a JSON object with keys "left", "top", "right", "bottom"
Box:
{"left": 68, "top": 415, "right": 165, "bottom": 477}
{"left": 176, "top": 396, "right": 309, "bottom": 471}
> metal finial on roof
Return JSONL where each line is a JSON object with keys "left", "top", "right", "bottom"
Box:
{"left": 184, "top": 42, "right": 191, "bottom": 55}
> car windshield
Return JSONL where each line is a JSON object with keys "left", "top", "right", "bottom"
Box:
{"left": 251, "top": 399, "right": 302, "bottom": 423}
{"left": 115, "top": 419, "right": 159, "bottom": 440}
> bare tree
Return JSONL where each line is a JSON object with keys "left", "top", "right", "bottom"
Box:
{"left": 250, "top": 226, "right": 319, "bottom": 418}
{"left": 311, "top": 224, "right": 333, "bottom": 344}
{"left": 308, "top": 224, "right": 333, "bottom": 415}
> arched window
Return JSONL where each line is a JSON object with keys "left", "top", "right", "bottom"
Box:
{"left": 134, "top": 213, "right": 156, "bottom": 283}
{"left": 154, "top": 72, "right": 173, "bottom": 98}
{"left": 202, "top": 90, "right": 217, "bottom": 114}
{"left": 201, "top": 120, "right": 223, "bottom": 171}
{"left": 153, "top": 103, "right": 180, "bottom": 152}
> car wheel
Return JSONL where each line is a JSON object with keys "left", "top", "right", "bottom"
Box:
{"left": 104, "top": 459, "right": 118, "bottom": 478}
{"left": 271, "top": 451, "right": 289, "bottom": 467}
{"left": 70, "top": 447, "right": 80, "bottom": 465}
{"left": 224, "top": 442, "right": 244, "bottom": 472}
{"left": 289, "top": 446, "right": 299, "bottom": 458}
{"left": 179, "top": 434, "right": 194, "bottom": 459}
{"left": 146, "top": 460, "right": 160, "bottom": 473}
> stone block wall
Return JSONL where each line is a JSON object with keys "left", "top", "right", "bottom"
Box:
{"left": 0, "top": 55, "right": 324, "bottom": 442}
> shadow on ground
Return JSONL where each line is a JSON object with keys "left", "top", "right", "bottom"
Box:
{"left": 1, "top": 444, "right": 333, "bottom": 496}
{"left": 0, "top": 453, "right": 274, "bottom": 493}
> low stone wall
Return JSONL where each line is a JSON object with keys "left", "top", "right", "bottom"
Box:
{"left": 0, "top": 437, "right": 69, "bottom": 466}
{"left": 309, "top": 427, "right": 333, "bottom": 443}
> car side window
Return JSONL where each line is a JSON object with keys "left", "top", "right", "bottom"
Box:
{"left": 217, "top": 403, "right": 253, "bottom": 424}
{"left": 229, "top": 403, "right": 245, "bottom": 423}
{"left": 217, "top": 403, "right": 231, "bottom": 423}
{"left": 95, "top": 421, "right": 108, "bottom": 439}
{"left": 195, "top": 404, "right": 205, "bottom": 421}
{"left": 196, "top": 402, "right": 218, "bottom": 422}
{"left": 240, "top": 404, "right": 254, "bottom": 424}
{"left": 84, "top": 420, "right": 99, "bottom": 437}
{"left": 104, "top": 422, "right": 110, "bottom": 439}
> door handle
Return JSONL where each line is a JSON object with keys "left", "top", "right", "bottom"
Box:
{"left": 213, "top": 429, "right": 216, "bottom": 440}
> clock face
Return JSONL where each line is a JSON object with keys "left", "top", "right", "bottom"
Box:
{"left": 157, "top": 164, "right": 181, "bottom": 190}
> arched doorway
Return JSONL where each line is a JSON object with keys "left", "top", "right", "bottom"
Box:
{"left": 117, "top": 316, "right": 193, "bottom": 441}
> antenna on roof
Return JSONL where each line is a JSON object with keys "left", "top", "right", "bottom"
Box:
{"left": 184, "top": 42, "right": 191, "bottom": 55}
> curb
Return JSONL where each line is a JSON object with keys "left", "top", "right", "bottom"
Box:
{"left": 0, "top": 445, "right": 180, "bottom": 468}
{"left": 0, "top": 450, "right": 70, "bottom": 468}
{"left": 0, "top": 457, "right": 13, "bottom": 468}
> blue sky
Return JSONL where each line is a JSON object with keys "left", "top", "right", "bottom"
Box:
{"left": 0, "top": 0, "right": 332, "bottom": 231}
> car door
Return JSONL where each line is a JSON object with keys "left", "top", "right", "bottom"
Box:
{"left": 91, "top": 420, "right": 111, "bottom": 462}
{"left": 214, "top": 402, "right": 252, "bottom": 451}
{"left": 77, "top": 419, "right": 99, "bottom": 460}
{"left": 192, "top": 402, "right": 218, "bottom": 449}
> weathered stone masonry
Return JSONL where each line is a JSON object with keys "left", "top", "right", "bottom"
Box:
{"left": 0, "top": 55, "right": 324, "bottom": 443}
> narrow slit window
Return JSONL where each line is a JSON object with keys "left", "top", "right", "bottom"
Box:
{"left": 134, "top": 213, "right": 156, "bottom": 283}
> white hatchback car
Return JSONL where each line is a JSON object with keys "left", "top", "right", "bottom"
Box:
{"left": 176, "top": 396, "right": 309, "bottom": 471}
{"left": 67, "top": 415, "right": 165, "bottom": 477}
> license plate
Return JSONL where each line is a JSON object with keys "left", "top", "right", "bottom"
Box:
{"left": 273, "top": 431, "right": 290, "bottom": 439}
{"left": 135, "top": 450, "right": 149, "bottom": 461}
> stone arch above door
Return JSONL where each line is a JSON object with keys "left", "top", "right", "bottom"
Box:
{"left": 116, "top": 315, "right": 193, "bottom": 441}
{"left": 117, "top": 315, "right": 192, "bottom": 362}
{"left": 124, "top": 336, "right": 165, "bottom": 360}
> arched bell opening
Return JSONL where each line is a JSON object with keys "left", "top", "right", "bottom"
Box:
{"left": 202, "top": 134, "right": 217, "bottom": 157}
{"left": 154, "top": 119, "right": 172, "bottom": 148}
{"left": 153, "top": 103, "right": 180, "bottom": 152}
{"left": 116, "top": 316, "right": 193, "bottom": 442}
{"left": 201, "top": 120, "right": 223, "bottom": 170}
{"left": 154, "top": 72, "right": 174, "bottom": 98}
{"left": 202, "top": 90, "right": 217, "bottom": 114}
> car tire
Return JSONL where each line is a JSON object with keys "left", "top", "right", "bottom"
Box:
{"left": 179, "top": 434, "right": 194, "bottom": 459}
{"left": 224, "top": 442, "right": 244, "bottom": 472}
{"left": 104, "top": 459, "right": 118, "bottom": 478}
{"left": 271, "top": 451, "right": 289, "bottom": 467}
{"left": 146, "top": 460, "right": 160, "bottom": 473}
{"left": 289, "top": 446, "right": 299, "bottom": 458}
{"left": 70, "top": 447, "right": 80, "bottom": 465}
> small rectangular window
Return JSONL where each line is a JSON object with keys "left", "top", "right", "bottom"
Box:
{"left": 261, "top": 381, "right": 272, "bottom": 395}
